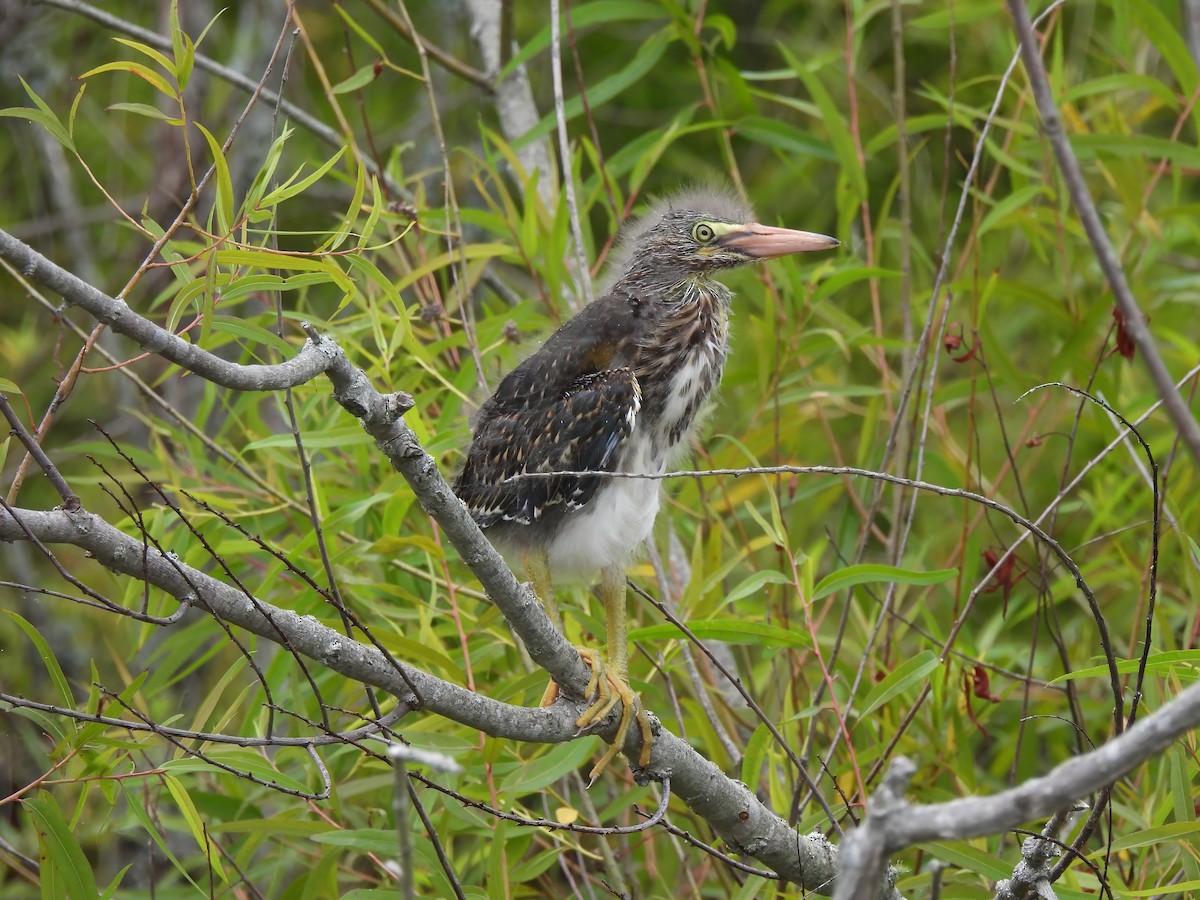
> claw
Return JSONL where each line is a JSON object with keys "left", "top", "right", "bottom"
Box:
{"left": 544, "top": 645, "right": 655, "bottom": 780}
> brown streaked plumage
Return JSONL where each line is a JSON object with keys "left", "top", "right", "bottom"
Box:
{"left": 454, "top": 187, "right": 839, "bottom": 778}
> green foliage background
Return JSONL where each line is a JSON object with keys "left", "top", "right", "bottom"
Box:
{"left": 1, "top": 0, "right": 1199, "bottom": 896}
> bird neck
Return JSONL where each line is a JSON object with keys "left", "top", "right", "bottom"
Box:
{"left": 616, "top": 266, "right": 731, "bottom": 311}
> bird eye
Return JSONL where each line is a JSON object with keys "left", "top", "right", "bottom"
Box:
{"left": 692, "top": 222, "right": 716, "bottom": 243}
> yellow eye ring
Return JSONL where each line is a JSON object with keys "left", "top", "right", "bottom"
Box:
{"left": 692, "top": 222, "right": 716, "bottom": 243}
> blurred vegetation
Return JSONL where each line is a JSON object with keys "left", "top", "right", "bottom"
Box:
{"left": 1, "top": 0, "right": 1199, "bottom": 896}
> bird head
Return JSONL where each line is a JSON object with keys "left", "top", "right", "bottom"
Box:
{"left": 605, "top": 187, "right": 839, "bottom": 292}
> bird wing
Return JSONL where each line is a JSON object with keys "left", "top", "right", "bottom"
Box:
{"left": 454, "top": 367, "right": 641, "bottom": 528}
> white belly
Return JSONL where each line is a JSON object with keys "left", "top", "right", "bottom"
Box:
{"left": 542, "top": 434, "right": 663, "bottom": 578}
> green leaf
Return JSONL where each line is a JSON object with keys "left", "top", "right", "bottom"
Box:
{"left": 258, "top": 146, "right": 347, "bottom": 208}
{"left": 1123, "top": 0, "right": 1199, "bottom": 96}
{"left": 112, "top": 37, "right": 175, "bottom": 76}
{"left": 26, "top": 791, "right": 99, "bottom": 900}
{"left": 857, "top": 651, "right": 940, "bottom": 719}
{"left": 1052, "top": 650, "right": 1200, "bottom": 683}
{"left": 629, "top": 618, "right": 810, "bottom": 650}
{"left": 105, "top": 102, "right": 179, "bottom": 123}
{"left": 5, "top": 610, "right": 75, "bottom": 709}
{"left": 0, "top": 77, "right": 74, "bottom": 151}
{"left": 196, "top": 123, "right": 234, "bottom": 234}
{"left": 500, "top": 1, "right": 667, "bottom": 81}
{"left": 516, "top": 31, "right": 670, "bottom": 149}
{"left": 164, "top": 774, "right": 228, "bottom": 884}
{"left": 503, "top": 741, "right": 596, "bottom": 793}
{"left": 812, "top": 564, "right": 957, "bottom": 601}
{"left": 332, "top": 63, "right": 381, "bottom": 95}
{"left": 79, "top": 60, "right": 177, "bottom": 98}
{"left": 780, "top": 44, "right": 867, "bottom": 206}
{"left": 723, "top": 570, "right": 793, "bottom": 606}
{"left": 162, "top": 750, "right": 311, "bottom": 794}
{"left": 735, "top": 115, "right": 835, "bottom": 161}
{"left": 311, "top": 828, "right": 399, "bottom": 855}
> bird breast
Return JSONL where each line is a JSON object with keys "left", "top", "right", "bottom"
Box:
{"left": 539, "top": 295, "right": 730, "bottom": 577}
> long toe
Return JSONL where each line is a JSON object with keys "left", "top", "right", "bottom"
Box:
{"left": 588, "top": 694, "right": 633, "bottom": 783}
{"left": 635, "top": 707, "right": 654, "bottom": 767}
{"left": 584, "top": 672, "right": 646, "bottom": 782}
{"left": 575, "top": 647, "right": 618, "bottom": 729}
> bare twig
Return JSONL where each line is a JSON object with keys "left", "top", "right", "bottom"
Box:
{"left": 1007, "top": 0, "right": 1200, "bottom": 463}
{"left": 550, "top": 0, "right": 593, "bottom": 310}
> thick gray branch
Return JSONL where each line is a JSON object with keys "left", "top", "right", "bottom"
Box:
{"left": 0, "top": 505, "right": 569, "bottom": 743}
{"left": 827, "top": 677, "right": 1200, "bottom": 895}
{"left": 1008, "top": 0, "right": 1200, "bottom": 463}
{"left": 889, "top": 678, "right": 1200, "bottom": 848}
{"left": 0, "top": 501, "right": 843, "bottom": 892}
{"left": 0, "top": 230, "right": 336, "bottom": 391}
{"left": 0, "top": 223, "right": 848, "bottom": 887}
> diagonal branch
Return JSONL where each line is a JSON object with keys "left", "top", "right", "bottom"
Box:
{"left": 4, "top": 232, "right": 860, "bottom": 895}
{"left": 1007, "top": 0, "right": 1200, "bottom": 464}
{"left": 0, "top": 230, "right": 336, "bottom": 391}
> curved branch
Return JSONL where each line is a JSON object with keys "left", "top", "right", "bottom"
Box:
{"left": 0, "top": 502, "right": 854, "bottom": 893}
{"left": 0, "top": 230, "right": 336, "bottom": 391}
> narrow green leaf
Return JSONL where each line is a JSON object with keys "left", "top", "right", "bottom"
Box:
{"left": 332, "top": 63, "right": 381, "bottom": 95}
{"left": 812, "top": 564, "right": 957, "bottom": 601}
{"left": 162, "top": 750, "right": 310, "bottom": 794}
{"left": 629, "top": 619, "right": 810, "bottom": 650}
{"left": 5, "top": 610, "right": 75, "bottom": 709}
{"left": 516, "top": 31, "right": 670, "bottom": 149}
{"left": 503, "top": 741, "right": 596, "bottom": 793}
{"left": 311, "top": 828, "right": 398, "bottom": 855}
{"left": 735, "top": 115, "right": 835, "bottom": 160}
{"left": 1, "top": 78, "right": 74, "bottom": 151}
{"left": 112, "top": 37, "right": 174, "bottom": 75}
{"left": 780, "top": 44, "right": 867, "bottom": 205}
{"left": 105, "top": 102, "right": 179, "bottom": 123}
{"left": 26, "top": 791, "right": 99, "bottom": 900}
{"left": 79, "top": 60, "right": 176, "bottom": 98}
{"left": 857, "top": 651, "right": 940, "bottom": 719}
{"left": 196, "top": 123, "right": 234, "bottom": 234}
{"left": 500, "top": 1, "right": 667, "bottom": 80}
{"left": 258, "top": 146, "right": 347, "bottom": 208}
{"left": 163, "top": 774, "right": 228, "bottom": 884}
{"left": 723, "top": 570, "right": 793, "bottom": 606}
{"left": 1052, "top": 650, "right": 1200, "bottom": 683}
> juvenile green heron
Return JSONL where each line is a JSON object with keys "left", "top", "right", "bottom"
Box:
{"left": 454, "top": 187, "right": 838, "bottom": 777}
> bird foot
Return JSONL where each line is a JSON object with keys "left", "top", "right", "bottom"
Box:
{"left": 571, "top": 648, "right": 653, "bottom": 782}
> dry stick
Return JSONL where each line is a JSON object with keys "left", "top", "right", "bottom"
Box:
{"left": 0, "top": 396, "right": 79, "bottom": 511}
{"left": 395, "top": 0, "right": 487, "bottom": 395}
{"left": 811, "top": 0, "right": 1068, "bottom": 779}
{"left": 550, "top": 0, "right": 594, "bottom": 311}
{"left": 1006, "top": 0, "right": 1200, "bottom": 464}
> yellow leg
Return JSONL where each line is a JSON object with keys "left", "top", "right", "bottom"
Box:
{"left": 528, "top": 551, "right": 602, "bottom": 707}
{"left": 576, "top": 565, "right": 654, "bottom": 780}
{"left": 524, "top": 550, "right": 562, "bottom": 632}
{"left": 526, "top": 555, "right": 653, "bottom": 778}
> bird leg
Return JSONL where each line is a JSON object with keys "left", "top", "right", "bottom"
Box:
{"left": 574, "top": 565, "right": 654, "bottom": 780}
{"left": 524, "top": 554, "right": 652, "bottom": 777}
{"left": 525, "top": 551, "right": 573, "bottom": 708}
